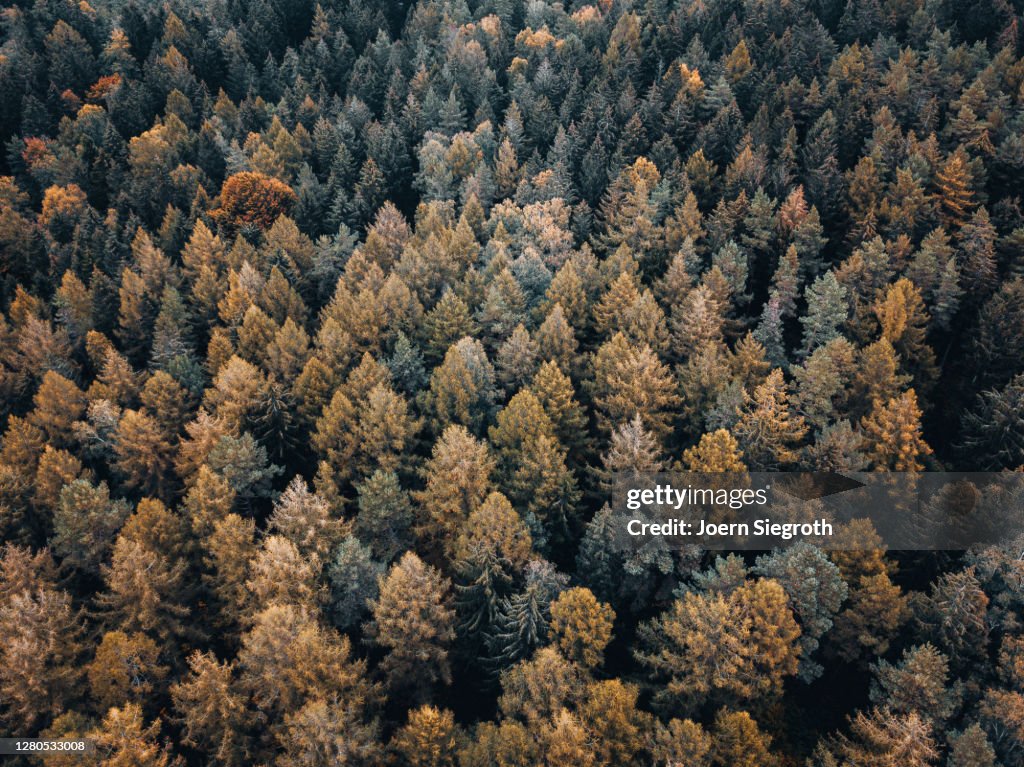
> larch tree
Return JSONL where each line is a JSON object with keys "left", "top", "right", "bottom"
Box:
{"left": 550, "top": 587, "right": 616, "bottom": 669}
{"left": 365, "top": 552, "right": 456, "bottom": 699}
{"left": 0, "top": 558, "right": 84, "bottom": 733}
{"left": 590, "top": 332, "right": 680, "bottom": 444}
{"left": 413, "top": 425, "right": 494, "bottom": 558}
{"left": 452, "top": 490, "right": 533, "bottom": 641}
{"left": 869, "top": 644, "right": 959, "bottom": 724}
{"left": 87, "top": 704, "right": 177, "bottom": 767}
{"left": 732, "top": 369, "right": 808, "bottom": 470}
{"left": 171, "top": 651, "right": 252, "bottom": 767}
{"left": 389, "top": 705, "right": 460, "bottom": 767}
{"left": 87, "top": 630, "right": 169, "bottom": 714}
{"left": 710, "top": 709, "right": 778, "bottom": 767}
{"left": 682, "top": 429, "right": 746, "bottom": 472}
{"left": 861, "top": 389, "right": 932, "bottom": 471}
{"left": 819, "top": 707, "right": 937, "bottom": 767}
{"left": 935, "top": 150, "right": 975, "bottom": 229}
{"left": 636, "top": 578, "right": 800, "bottom": 714}
{"left": 235, "top": 602, "right": 378, "bottom": 753}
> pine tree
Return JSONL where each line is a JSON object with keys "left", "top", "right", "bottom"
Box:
{"left": 277, "top": 694, "right": 382, "bottom": 767}
{"left": 52, "top": 479, "right": 132, "bottom": 576}
{"left": 754, "top": 543, "right": 848, "bottom": 681}
{"left": 932, "top": 256, "right": 963, "bottom": 331}
{"left": 676, "top": 343, "right": 735, "bottom": 435}
{"left": 958, "top": 206, "right": 999, "bottom": 300}
{"left": 354, "top": 469, "right": 414, "bottom": 562}
{"left": 792, "top": 337, "right": 856, "bottom": 431}
{"left": 771, "top": 244, "right": 802, "bottom": 318}
{"left": 907, "top": 228, "right": 954, "bottom": 301}
{"left": 387, "top": 332, "right": 428, "bottom": 395}
{"left": 206, "top": 432, "right": 282, "bottom": 506}
{"left": 326, "top": 536, "right": 383, "bottom": 631}
{"left": 494, "top": 138, "right": 520, "bottom": 200}
{"left": 959, "top": 372, "right": 1024, "bottom": 469}
{"left": 423, "top": 290, "right": 477, "bottom": 363}
{"left": 453, "top": 491, "right": 532, "bottom": 641}
{"left": 915, "top": 568, "right": 989, "bottom": 666}
{"left": 754, "top": 295, "right": 788, "bottom": 368}
{"left": 800, "top": 272, "right": 848, "bottom": 356}
{"left": 486, "top": 559, "right": 568, "bottom": 671}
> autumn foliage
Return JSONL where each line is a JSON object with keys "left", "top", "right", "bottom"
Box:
{"left": 0, "top": 0, "right": 1023, "bottom": 764}
{"left": 212, "top": 172, "right": 296, "bottom": 231}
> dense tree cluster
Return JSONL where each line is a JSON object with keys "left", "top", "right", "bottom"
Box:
{"left": 1, "top": 0, "right": 1024, "bottom": 763}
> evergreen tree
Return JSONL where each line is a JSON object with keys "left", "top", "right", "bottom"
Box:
{"left": 800, "top": 272, "right": 848, "bottom": 357}
{"left": 327, "top": 536, "right": 383, "bottom": 631}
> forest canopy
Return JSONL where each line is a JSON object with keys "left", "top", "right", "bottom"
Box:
{"left": 1, "top": 0, "right": 1024, "bottom": 764}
